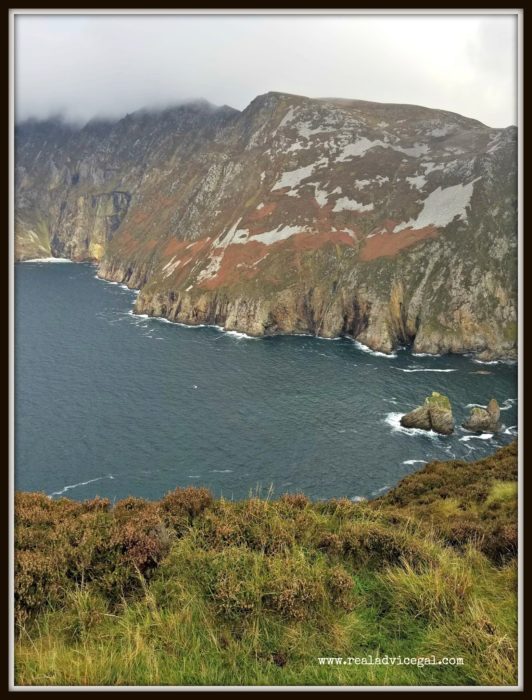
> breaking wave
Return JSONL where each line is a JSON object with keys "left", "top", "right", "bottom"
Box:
{"left": 395, "top": 367, "right": 456, "bottom": 373}
{"left": 49, "top": 475, "right": 114, "bottom": 498}
{"left": 353, "top": 340, "right": 397, "bottom": 358}
{"left": 460, "top": 434, "right": 494, "bottom": 442}
{"left": 23, "top": 257, "right": 72, "bottom": 263}
{"left": 384, "top": 412, "right": 440, "bottom": 438}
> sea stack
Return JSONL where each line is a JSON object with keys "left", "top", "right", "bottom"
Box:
{"left": 462, "top": 398, "right": 501, "bottom": 433}
{"left": 400, "top": 392, "right": 455, "bottom": 435}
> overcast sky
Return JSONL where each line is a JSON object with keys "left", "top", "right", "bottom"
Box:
{"left": 14, "top": 13, "right": 518, "bottom": 128}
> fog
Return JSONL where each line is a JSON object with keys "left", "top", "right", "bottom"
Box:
{"left": 14, "top": 13, "right": 518, "bottom": 128}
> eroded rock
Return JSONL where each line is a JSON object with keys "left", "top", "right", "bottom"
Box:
{"left": 462, "top": 399, "right": 501, "bottom": 433}
{"left": 400, "top": 392, "right": 454, "bottom": 435}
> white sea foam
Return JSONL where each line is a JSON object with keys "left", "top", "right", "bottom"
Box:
{"left": 95, "top": 275, "right": 114, "bottom": 285}
{"left": 402, "top": 460, "right": 428, "bottom": 466}
{"left": 395, "top": 367, "right": 456, "bottom": 373}
{"left": 501, "top": 398, "right": 517, "bottom": 411}
{"left": 412, "top": 352, "right": 443, "bottom": 358}
{"left": 49, "top": 475, "right": 114, "bottom": 498}
{"left": 472, "top": 358, "right": 517, "bottom": 366}
{"left": 384, "top": 412, "right": 440, "bottom": 438}
{"left": 371, "top": 485, "right": 391, "bottom": 495}
{"left": 460, "top": 434, "right": 494, "bottom": 442}
{"left": 212, "top": 469, "right": 233, "bottom": 473}
{"left": 224, "top": 330, "right": 258, "bottom": 340}
{"left": 350, "top": 495, "right": 367, "bottom": 502}
{"left": 22, "top": 257, "right": 72, "bottom": 263}
{"left": 503, "top": 425, "right": 518, "bottom": 436}
{"left": 353, "top": 340, "right": 397, "bottom": 358}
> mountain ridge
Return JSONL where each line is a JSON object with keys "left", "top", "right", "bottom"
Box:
{"left": 15, "top": 91, "right": 517, "bottom": 360}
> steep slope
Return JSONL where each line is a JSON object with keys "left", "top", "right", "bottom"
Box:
{"left": 15, "top": 443, "right": 518, "bottom": 686}
{"left": 15, "top": 92, "right": 517, "bottom": 359}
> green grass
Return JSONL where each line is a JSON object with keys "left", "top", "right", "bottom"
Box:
{"left": 14, "top": 442, "right": 518, "bottom": 687}
{"left": 424, "top": 392, "right": 452, "bottom": 410}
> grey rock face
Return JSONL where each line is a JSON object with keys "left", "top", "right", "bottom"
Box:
{"left": 400, "top": 392, "right": 454, "bottom": 435}
{"left": 462, "top": 399, "right": 501, "bottom": 433}
{"left": 400, "top": 406, "right": 432, "bottom": 431}
{"left": 15, "top": 93, "right": 517, "bottom": 360}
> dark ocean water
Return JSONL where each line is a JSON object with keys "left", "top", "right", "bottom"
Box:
{"left": 15, "top": 261, "right": 518, "bottom": 502}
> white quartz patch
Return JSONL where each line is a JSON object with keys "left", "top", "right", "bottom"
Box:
{"left": 332, "top": 197, "right": 374, "bottom": 213}
{"left": 308, "top": 183, "right": 330, "bottom": 207}
{"left": 278, "top": 106, "right": 299, "bottom": 129}
{"left": 394, "top": 143, "right": 430, "bottom": 157}
{"left": 405, "top": 174, "right": 428, "bottom": 190}
{"left": 213, "top": 218, "right": 247, "bottom": 248}
{"left": 430, "top": 127, "right": 451, "bottom": 138}
{"left": 394, "top": 177, "right": 481, "bottom": 232}
{"left": 162, "top": 255, "right": 177, "bottom": 271}
{"left": 286, "top": 140, "right": 309, "bottom": 153}
{"left": 248, "top": 225, "right": 312, "bottom": 245}
{"left": 335, "top": 137, "right": 388, "bottom": 161}
{"left": 272, "top": 158, "right": 328, "bottom": 194}
{"left": 163, "top": 259, "right": 181, "bottom": 277}
{"left": 421, "top": 162, "right": 445, "bottom": 175}
{"left": 196, "top": 254, "right": 223, "bottom": 282}
{"left": 486, "top": 132, "right": 504, "bottom": 155}
{"left": 272, "top": 163, "right": 316, "bottom": 191}
{"left": 335, "top": 138, "right": 429, "bottom": 162}
{"left": 297, "top": 122, "right": 336, "bottom": 139}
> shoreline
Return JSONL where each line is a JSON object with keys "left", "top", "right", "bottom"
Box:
{"left": 17, "top": 256, "right": 518, "bottom": 364}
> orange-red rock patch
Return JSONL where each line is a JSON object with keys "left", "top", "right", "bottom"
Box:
{"left": 198, "top": 229, "right": 358, "bottom": 290}
{"left": 200, "top": 241, "right": 267, "bottom": 289}
{"left": 289, "top": 229, "right": 357, "bottom": 252}
{"left": 246, "top": 202, "right": 277, "bottom": 222}
{"left": 359, "top": 226, "right": 439, "bottom": 261}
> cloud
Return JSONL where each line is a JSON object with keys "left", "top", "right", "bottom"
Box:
{"left": 14, "top": 13, "right": 517, "bottom": 127}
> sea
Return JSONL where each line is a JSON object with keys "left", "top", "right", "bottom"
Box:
{"left": 14, "top": 260, "right": 518, "bottom": 502}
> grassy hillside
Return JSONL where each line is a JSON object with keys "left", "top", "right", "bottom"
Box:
{"left": 14, "top": 442, "right": 518, "bottom": 687}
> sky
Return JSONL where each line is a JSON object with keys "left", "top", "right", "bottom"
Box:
{"left": 14, "top": 12, "right": 518, "bottom": 128}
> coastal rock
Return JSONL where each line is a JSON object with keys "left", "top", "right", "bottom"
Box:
{"left": 400, "top": 392, "right": 454, "bottom": 435}
{"left": 399, "top": 405, "right": 432, "bottom": 431}
{"left": 462, "top": 399, "right": 501, "bottom": 433}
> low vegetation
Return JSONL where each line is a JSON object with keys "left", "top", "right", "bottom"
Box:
{"left": 15, "top": 442, "right": 518, "bottom": 687}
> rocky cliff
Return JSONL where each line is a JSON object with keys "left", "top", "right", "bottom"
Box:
{"left": 15, "top": 92, "right": 517, "bottom": 359}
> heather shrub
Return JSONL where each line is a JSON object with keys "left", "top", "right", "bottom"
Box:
{"left": 278, "top": 492, "right": 309, "bottom": 512}
{"left": 110, "top": 507, "right": 172, "bottom": 574}
{"left": 15, "top": 549, "right": 67, "bottom": 625}
{"left": 264, "top": 557, "right": 326, "bottom": 621}
{"left": 160, "top": 486, "right": 213, "bottom": 525}
{"left": 340, "top": 521, "right": 435, "bottom": 569}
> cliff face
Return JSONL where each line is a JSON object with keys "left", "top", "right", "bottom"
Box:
{"left": 15, "top": 92, "right": 517, "bottom": 359}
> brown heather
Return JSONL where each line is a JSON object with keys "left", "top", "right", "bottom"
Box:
{"left": 14, "top": 443, "right": 518, "bottom": 686}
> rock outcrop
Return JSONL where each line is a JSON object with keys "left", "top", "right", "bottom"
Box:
{"left": 15, "top": 92, "right": 517, "bottom": 359}
{"left": 401, "top": 392, "right": 455, "bottom": 435}
{"left": 462, "top": 398, "right": 501, "bottom": 433}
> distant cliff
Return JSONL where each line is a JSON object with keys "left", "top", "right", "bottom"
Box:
{"left": 15, "top": 92, "right": 517, "bottom": 359}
